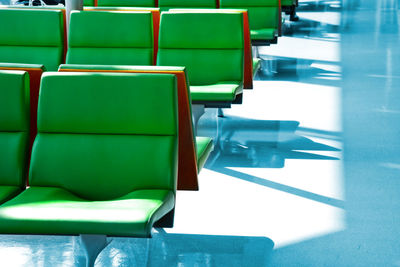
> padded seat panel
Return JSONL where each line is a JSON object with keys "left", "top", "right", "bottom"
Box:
{"left": 0, "top": 9, "right": 64, "bottom": 71}
{"left": 0, "top": 46, "right": 62, "bottom": 72}
{"left": 0, "top": 187, "right": 174, "bottom": 237}
{"left": 190, "top": 82, "right": 242, "bottom": 101}
{"left": 66, "top": 47, "right": 153, "bottom": 66}
{"left": 67, "top": 11, "right": 154, "bottom": 66}
{"left": 158, "top": 49, "right": 243, "bottom": 85}
{"left": 196, "top": 136, "right": 213, "bottom": 172}
{"left": 31, "top": 133, "right": 176, "bottom": 200}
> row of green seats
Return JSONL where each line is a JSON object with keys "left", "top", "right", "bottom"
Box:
{"left": 0, "top": 8, "right": 218, "bottom": 191}
{"left": 0, "top": 69, "right": 180, "bottom": 266}
{"left": 0, "top": 8, "right": 253, "bottom": 190}
{"left": 83, "top": 0, "right": 282, "bottom": 44}
{"left": 0, "top": 8, "right": 251, "bottom": 102}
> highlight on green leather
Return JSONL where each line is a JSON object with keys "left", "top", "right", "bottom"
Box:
{"left": 0, "top": 70, "right": 30, "bottom": 203}
{"left": 67, "top": 11, "right": 154, "bottom": 66}
{"left": 157, "top": 11, "right": 244, "bottom": 102}
{"left": 0, "top": 9, "right": 64, "bottom": 71}
{"left": 0, "top": 72, "right": 179, "bottom": 237}
{"left": 219, "top": 0, "right": 279, "bottom": 41}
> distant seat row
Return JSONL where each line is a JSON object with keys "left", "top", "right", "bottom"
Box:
{"left": 84, "top": 0, "right": 282, "bottom": 44}
{"left": 0, "top": 69, "right": 179, "bottom": 246}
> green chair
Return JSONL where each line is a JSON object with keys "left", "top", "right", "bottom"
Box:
{"left": 219, "top": 0, "right": 280, "bottom": 45}
{"left": 58, "top": 64, "right": 214, "bottom": 190}
{"left": 0, "top": 71, "right": 178, "bottom": 236}
{"left": 96, "top": 0, "right": 156, "bottom": 7}
{"left": 158, "top": 0, "right": 217, "bottom": 12}
{"left": 157, "top": 11, "right": 245, "bottom": 108}
{"left": 0, "top": 8, "right": 65, "bottom": 71}
{"left": 66, "top": 11, "right": 155, "bottom": 65}
{"left": 0, "top": 70, "right": 30, "bottom": 202}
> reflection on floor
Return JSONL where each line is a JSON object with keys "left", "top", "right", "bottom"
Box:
{"left": 0, "top": 0, "right": 351, "bottom": 266}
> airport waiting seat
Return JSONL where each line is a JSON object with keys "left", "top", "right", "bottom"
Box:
{"left": 66, "top": 11, "right": 155, "bottom": 65}
{"left": 158, "top": 0, "right": 217, "bottom": 12}
{"left": 219, "top": 0, "right": 280, "bottom": 45}
{"left": 0, "top": 70, "right": 30, "bottom": 202}
{"left": 82, "top": 7, "right": 160, "bottom": 63}
{"left": 0, "top": 71, "right": 179, "bottom": 236}
{"left": 0, "top": 8, "right": 65, "bottom": 71}
{"left": 96, "top": 0, "right": 156, "bottom": 7}
{"left": 58, "top": 64, "right": 214, "bottom": 190}
{"left": 157, "top": 11, "right": 245, "bottom": 108}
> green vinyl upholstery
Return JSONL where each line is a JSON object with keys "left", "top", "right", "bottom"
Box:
{"left": 0, "top": 9, "right": 64, "bottom": 71}
{"left": 0, "top": 70, "right": 30, "bottom": 203}
{"left": 97, "top": 0, "right": 156, "bottom": 7}
{"left": 0, "top": 72, "right": 178, "bottom": 237}
{"left": 219, "top": 0, "right": 279, "bottom": 42}
{"left": 67, "top": 11, "right": 154, "bottom": 66}
{"left": 58, "top": 64, "right": 214, "bottom": 189}
{"left": 159, "top": 0, "right": 217, "bottom": 12}
{"left": 157, "top": 11, "right": 244, "bottom": 103}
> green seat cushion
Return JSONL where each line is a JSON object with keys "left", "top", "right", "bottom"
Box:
{"left": 67, "top": 11, "right": 154, "bottom": 66}
{"left": 0, "top": 186, "right": 22, "bottom": 204}
{"left": 0, "top": 187, "right": 174, "bottom": 237}
{"left": 0, "top": 70, "right": 30, "bottom": 188}
{"left": 97, "top": 0, "right": 156, "bottom": 6}
{"left": 196, "top": 136, "right": 213, "bottom": 172}
{"left": 0, "top": 9, "right": 64, "bottom": 71}
{"left": 190, "top": 82, "right": 242, "bottom": 101}
{"left": 251, "top": 28, "right": 277, "bottom": 40}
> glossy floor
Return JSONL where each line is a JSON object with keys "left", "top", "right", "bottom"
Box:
{"left": 1, "top": 0, "right": 399, "bottom": 266}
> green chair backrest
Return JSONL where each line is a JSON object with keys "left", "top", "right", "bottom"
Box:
{"left": 30, "top": 72, "right": 178, "bottom": 201}
{"left": 97, "top": 0, "right": 156, "bottom": 7}
{"left": 0, "top": 70, "right": 30, "bottom": 187}
{"left": 157, "top": 11, "right": 244, "bottom": 86}
{"left": 219, "top": 0, "right": 279, "bottom": 32}
{"left": 67, "top": 11, "right": 154, "bottom": 66}
{"left": 158, "top": 0, "right": 217, "bottom": 11}
{"left": 0, "top": 9, "right": 65, "bottom": 71}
